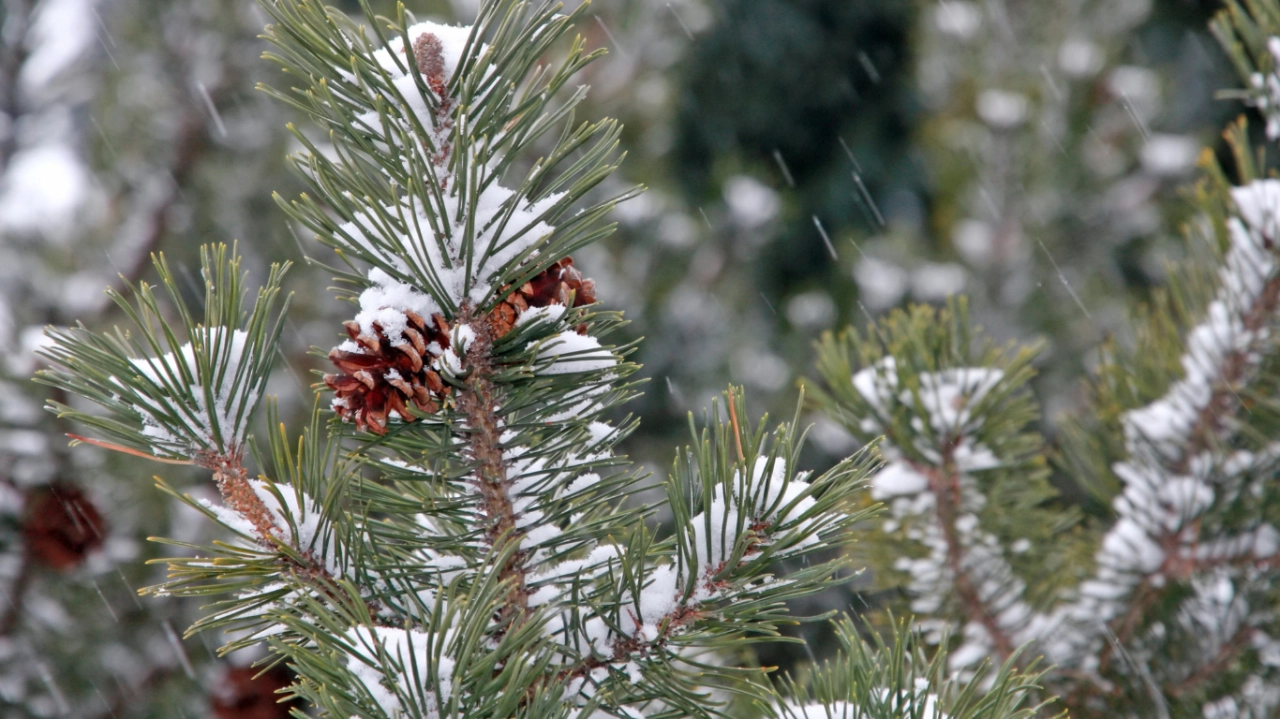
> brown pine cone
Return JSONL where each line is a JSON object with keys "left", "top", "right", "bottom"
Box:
{"left": 325, "top": 309, "right": 452, "bottom": 435}
{"left": 22, "top": 483, "right": 106, "bottom": 571}
{"left": 210, "top": 665, "right": 297, "bottom": 719}
{"left": 327, "top": 257, "right": 599, "bottom": 432}
{"left": 487, "top": 257, "right": 597, "bottom": 338}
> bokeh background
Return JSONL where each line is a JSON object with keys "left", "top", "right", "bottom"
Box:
{"left": 0, "top": 0, "right": 1245, "bottom": 715}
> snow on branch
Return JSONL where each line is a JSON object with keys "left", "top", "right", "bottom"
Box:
{"left": 1044, "top": 178, "right": 1280, "bottom": 677}
{"left": 850, "top": 357, "right": 1033, "bottom": 675}
{"left": 344, "top": 624, "right": 456, "bottom": 719}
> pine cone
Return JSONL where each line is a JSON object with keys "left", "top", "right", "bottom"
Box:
{"left": 22, "top": 483, "right": 106, "bottom": 571}
{"left": 210, "top": 665, "right": 297, "bottom": 719}
{"left": 327, "top": 257, "right": 597, "bottom": 431}
{"left": 325, "top": 309, "right": 452, "bottom": 435}
{"left": 487, "top": 257, "right": 597, "bottom": 337}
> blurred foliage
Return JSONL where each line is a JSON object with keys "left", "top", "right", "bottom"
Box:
{"left": 0, "top": 0, "right": 1260, "bottom": 715}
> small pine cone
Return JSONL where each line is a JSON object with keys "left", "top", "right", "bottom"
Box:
{"left": 22, "top": 484, "right": 106, "bottom": 571}
{"left": 487, "top": 257, "right": 597, "bottom": 338}
{"left": 211, "top": 665, "right": 298, "bottom": 719}
{"left": 413, "top": 32, "right": 448, "bottom": 99}
{"left": 325, "top": 310, "right": 452, "bottom": 434}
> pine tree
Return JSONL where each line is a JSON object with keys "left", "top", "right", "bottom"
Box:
{"left": 34, "top": 1, "right": 1048, "bottom": 717}
{"left": 808, "top": 1, "right": 1280, "bottom": 716}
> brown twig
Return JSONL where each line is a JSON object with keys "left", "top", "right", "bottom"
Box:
{"left": 919, "top": 453, "right": 1016, "bottom": 661}
{"left": 66, "top": 434, "right": 194, "bottom": 465}
{"left": 887, "top": 426, "right": 1015, "bottom": 662}
{"left": 196, "top": 450, "right": 283, "bottom": 543}
{"left": 726, "top": 387, "right": 745, "bottom": 463}
{"left": 457, "top": 309, "right": 531, "bottom": 626}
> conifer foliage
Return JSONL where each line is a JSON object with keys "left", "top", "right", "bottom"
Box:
{"left": 810, "top": 1, "right": 1280, "bottom": 716}
{"left": 35, "top": 1, "right": 1047, "bottom": 717}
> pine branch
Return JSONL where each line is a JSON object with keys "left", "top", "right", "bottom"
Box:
{"left": 905, "top": 447, "right": 1016, "bottom": 662}
{"left": 455, "top": 305, "right": 533, "bottom": 627}
{"left": 807, "top": 300, "right": 1063, "bottom": 677}
{"left": 1165, "top": 623, "right": 1256, "bottom": 700}
{"left": 29, "top": 1, "right": 1054, "bottom": 716}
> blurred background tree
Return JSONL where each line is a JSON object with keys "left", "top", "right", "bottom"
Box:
{"left": 0, "top": 0, "right": 1254, "bottom": 715}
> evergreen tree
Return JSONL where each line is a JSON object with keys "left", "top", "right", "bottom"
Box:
{"left": 809, "top": 1, "right": 1280, "bottom": 716}
{"left": 34, "top": 1, "right": 1046, "bottom": 717}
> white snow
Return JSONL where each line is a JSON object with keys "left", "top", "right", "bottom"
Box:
{"left": 327, "top": 21, "right": 576, "bottom": 320}
{"left": 779, "top": 681, "right": 948, "bottom": 719}
{"left": 870, "top": 461, "right": 929, "bottom": 500}
{"left": 911, "top": 367, "right": 1004, "bottom": 434}
{"left": 127, "top": 327, "right": 258, "bottom": 456}
{"left": 19, "top": 0, "right": 99, "bottom": 91}
{"left": 910, "top": 262, "right": 968, "bottom": 302}
{"left": 351, "top": 20, "right": 485, "bottom": 131}
{"left": 689, "top": 486, "right": 742, "bottom": 579}
{"left": 198, "top": 481, "right": 340, "bottom": 573}
{"left": 368, "top": 22, "right": 474, "bottom": 90}
{"left": 346, "top": 625, "right": 453, "bottom": 719}
{"left": 975, "top": 90, "right": 1029, "bottom": 129}
{"left": 952, "top": 219, "right": 995, "bottom": 269}
{"left": 688, "top": 458, "right": 820, "bottom": 584}
{"left": 0, "top": 144, "right": 92, "bottom": 237}
{"left": 1058, "top": 38, "right": 1103, "bottom": 78}
{"left": 934, "top": 1, "right": 981, "bottom": 40}
{"left": 852, "top": 356, "right": 899, "bottom": 415}
{"left": 785, "top": 291, "right": 836, "bottom": 329}
{"left": 514, "top": 303, "right": 567, "bottom": 328}
{"left": 536, "top": 331, "right": 616, "bottom": 375}
{"left": 1248, "top": 37, "right": 1280, "bottom": 139}
{"left": 723, "top": 175, "right": 780, "bottom": 228}
{"left": 1141, "top": 134, "right": 1200, "bottom": 177}
{"left": 1033, "top": 178, "right": 1280, "bottom": 672}
{"left": 354, "top": 268, "right": 441, "bottom": 344}
{"left": 851, "top": 356, "right": 1040, "bottom": 674}
{"left": 854, "top": 257, "right": 909, "bottom": 310}
{"left": 338, "top": 182, "right": 565, "bottom": 311}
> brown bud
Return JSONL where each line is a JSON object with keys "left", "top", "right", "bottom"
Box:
{"left": 413, "top": 33, "right": 448, "bottom": 97}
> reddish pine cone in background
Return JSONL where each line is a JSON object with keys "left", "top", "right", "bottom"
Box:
{"left": 325, "top": 257, "right": 596, "bottom": 435}
{"left": 210, "top": 665, "right": 297, "bottom": 719}
{"left": 22, "top": 483, "right": 106, "bottom": 570}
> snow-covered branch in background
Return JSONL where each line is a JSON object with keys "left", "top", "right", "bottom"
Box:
{"left": 1042, "top": 179, "right": 1280, "bottom": 684}
{"left": 852, "top": 359, "right": 1040, "bottom": 677}
{"left": 1246, "top": 37, "right": 1280, "bottom": 140}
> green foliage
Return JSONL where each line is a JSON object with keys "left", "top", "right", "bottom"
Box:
{"left": 29, "top": 1, "right": 1051, "bottom": 717}
{"left": 38, "top": 244, "right": 291, "bottom": 460}
{"left": 260, "top": 0, "right": 634, "bottom": 316}
{"left": 776, "top": 618, "right": 1051, "bottom": 719}
{"left": 807, "top": 4, "right": 1280, "bottom": 716}
{"left": 807, "top": 300, "right": 1083, "bottom": 614}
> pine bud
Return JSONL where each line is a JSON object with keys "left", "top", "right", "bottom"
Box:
{"left": 413, "top": 32, "right": 448, "bottom": 98}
